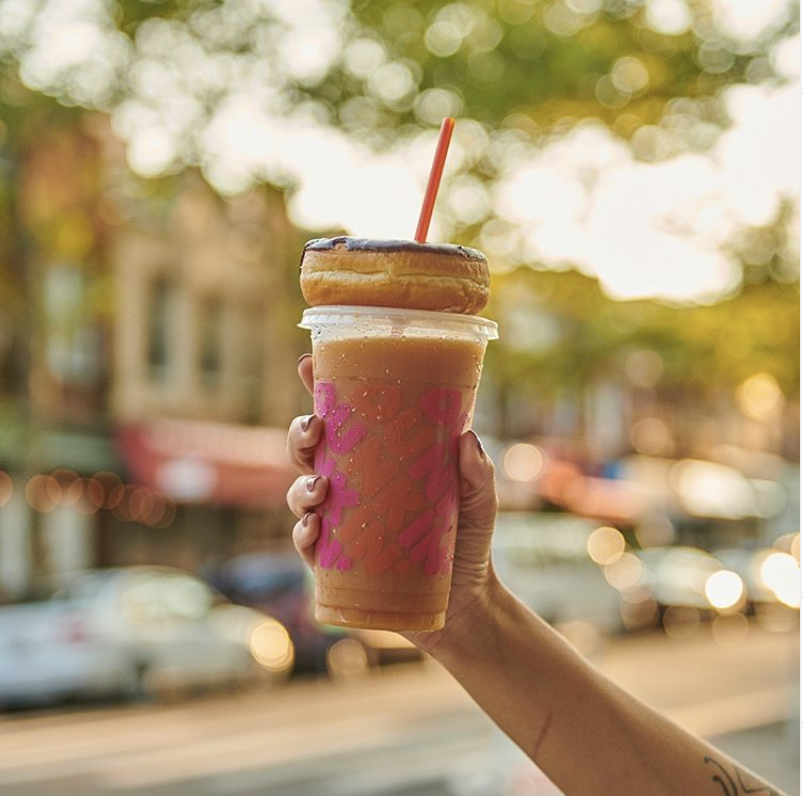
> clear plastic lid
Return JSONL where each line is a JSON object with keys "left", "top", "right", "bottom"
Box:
{"left": 299, "top": 305, "right": 499, "bottom": 341}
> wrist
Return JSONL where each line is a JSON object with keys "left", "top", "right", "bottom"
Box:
{"left": 423, "top": 567, "right": 510, "bottom": 663}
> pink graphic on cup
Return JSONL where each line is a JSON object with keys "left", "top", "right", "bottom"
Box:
{"left": 313, "top": 382, "right": 468, "bottom": 575}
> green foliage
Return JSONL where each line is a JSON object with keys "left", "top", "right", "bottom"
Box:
{"left": 486, "top": 264, "right": 799, "bottom": 398}
{"left": 0, "top": 0, "right": 798, "bottom": 401}
{"left": 114, "top": 0, "right": 215, "bottom": 32}
{"left": 311, "top": 0, "right": 780, "bottom": 134}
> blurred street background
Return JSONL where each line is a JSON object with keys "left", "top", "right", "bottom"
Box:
{"left": 0, "top": 0, "right": 799, "bottom": 794}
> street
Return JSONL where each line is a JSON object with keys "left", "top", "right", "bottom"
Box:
{"left": 0, "top": 623, "right": 798, "bottom": 796}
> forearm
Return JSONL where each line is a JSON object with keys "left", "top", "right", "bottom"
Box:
{"left": 430, "top": 573, "right": 786, "bottom": 796}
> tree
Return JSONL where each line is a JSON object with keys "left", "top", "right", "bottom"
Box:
{"left": 0, "top": 0, "right": 798, "bottom": 405}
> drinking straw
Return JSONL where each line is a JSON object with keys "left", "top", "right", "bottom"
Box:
{"left": 414, "top": 117, "right": 455, "bottom": 242}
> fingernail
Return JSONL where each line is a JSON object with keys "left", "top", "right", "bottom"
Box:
{"left": 470, "top": 430, "right": 485, "bottom": 459}
{"left": 302, "top": 512, "right": 312, "bottom": 527}
{"left": 301, "top": 415, "right": 312, "bottom": 432}
{"left": 298, "top": 353, "right": 312, "bottom": 365}
{"left": 306, "top": 476, "right": 320, "bottom": 493}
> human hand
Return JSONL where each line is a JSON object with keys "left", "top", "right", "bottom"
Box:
{"left": 286, "top": 353, "right": 500, "bottom": 652}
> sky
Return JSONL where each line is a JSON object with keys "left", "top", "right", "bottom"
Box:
{"left": 0, "top": 0, "right": 799, "bottom": 304}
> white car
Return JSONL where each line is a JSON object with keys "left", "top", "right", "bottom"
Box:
{"left": 637, "top": 546, "right": 746, "bottom": 613}
{"left": 0, "top": 567, "right": 292, "bottom": 707}
{"left": 492, "top": 512, "right": 624, "bottom": 635}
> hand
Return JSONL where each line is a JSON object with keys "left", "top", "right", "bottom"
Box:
{"left": 286, "top": 353, "right": 500, "bottom": 652}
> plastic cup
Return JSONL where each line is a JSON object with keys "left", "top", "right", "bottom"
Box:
{"left": 299, "top": 305, "right": 498, "bottom": 631}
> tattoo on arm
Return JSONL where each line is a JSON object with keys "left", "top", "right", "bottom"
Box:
{"left": 703, "top": 756, "right": 783, "bottom": 796}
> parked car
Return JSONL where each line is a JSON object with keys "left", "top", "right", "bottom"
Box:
{"left": 212, "top": 552, "right": 346, "bottom": 674}
{"left": 492, "top": 512, "right": 624, "bottom": 636}
{"left": 213, "top": 553, "right": 422, "bottom": 677}
{"left": 714, "top": 546, "right": 800, "bottom": 612}
{"left": 0, "top": 566, "right": 291, "bottom": 708}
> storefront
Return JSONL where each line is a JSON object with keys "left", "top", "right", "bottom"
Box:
{"left": 111, "top": 418, "right": 297, "bottom": 572}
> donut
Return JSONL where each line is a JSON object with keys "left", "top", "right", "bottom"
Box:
{"left": 300, "top": 237, "right": 490, "bottom": 316}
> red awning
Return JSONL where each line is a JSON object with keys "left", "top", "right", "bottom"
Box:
{"left": 117, "top": 420, "right": 296, "bottom": 510}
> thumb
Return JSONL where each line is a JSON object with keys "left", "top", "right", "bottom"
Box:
{"left": 458, "top": 430, "right": 499, "bottom": 535}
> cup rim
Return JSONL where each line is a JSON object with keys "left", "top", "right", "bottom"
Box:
{"left": 299, "top": 305, "right": 498, "bottom": 339}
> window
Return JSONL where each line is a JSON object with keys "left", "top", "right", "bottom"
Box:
{"left": 243, "top": 307, "right": 264, "bottom": 422}
{"left": 44, "top": 265, "right": 102, "bottom": 386}
{"left": 198, "top": 297, "right": 223, "bottom": 388}
{"left": 0, "top": 312, "right": 15, "bottom": 397}
{"left": 147, "top": 275, "right": 172, "bottom": 381}
{"left": 158, "top": 573, "right": 212, "bottom": 621}
{"left": 121, "top": 573, "right": 212, "bottom": 623}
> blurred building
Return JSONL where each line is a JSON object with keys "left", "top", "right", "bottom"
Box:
{"left": 110, "top": 176, "right": 303, "bottom": 572}
{"left": 0, "top": 120, "right": 305, "bottom": 600}
{"left": 0, "top": 114, "right": 797, "bottom": 599}
{"left": 0, "top": 122, "right": 114, "bottom": 599}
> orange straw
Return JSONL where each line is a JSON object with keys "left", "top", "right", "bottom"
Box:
{"left": 414, "top": 117, "right": 455, "bottom": 242}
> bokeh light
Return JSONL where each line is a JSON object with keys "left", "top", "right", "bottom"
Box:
{"left": 604, "top": 552, "right": 643, "bottom": 590}
{"left": 630, "top": 418, "right": 673, "bottom": 456}
{"left": 25, "top": 475, "right": 58, "bottom": 512}
{"left": 644, "top": 0, "right": 692, "bottom": 36}
{"left": 735, "top": 373, "right": 783, "bottom": 421}
{"left": 635, "top": 517, "right": 675, "bottom": 548}
{"left": 326, "top": 638, "right": 369, "bottom": 679}
{"left": 154, "top": 499, "right": 177, "bottom": 529}
{"left": 249, "top": 620, "right": 294, "bottom": 673}
{"left": 704, "top": 570, "right": 745, "bottom": 611}
{"left": 611, "top": 57, "right": 650, "bottom": 96}
{"left": 587, "top": 526, "right": 626, "bottom": 565}
{"left": 128, "top": 487, "right": 156, "bottom": 525}
{"left": 106, "top": 483, "right": 127, "bottom": 510}
{"left": 711, "top": 0, "right": 790, "bottom": 41}
{"left": 502, "top": 443, "right": 545, "bottom": 482}
{"left": 61, "top": 476, "right": 84, "bottom": 507}
{"left": 759, "top": 552, "right": 800, "bottom": 608}
{"left": 672, "top": 460, "right": 755, "bottom": 520}
{"left": 86, "top": 476, "right": 106, "bottom": 509}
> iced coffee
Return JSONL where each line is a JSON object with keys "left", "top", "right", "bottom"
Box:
{"left": 299, "top": 238, "right": 496, "bottom": 631}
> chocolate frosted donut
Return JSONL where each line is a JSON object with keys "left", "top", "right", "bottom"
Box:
{"left": 300, "top": 237, "right": 490, "bottom": 316}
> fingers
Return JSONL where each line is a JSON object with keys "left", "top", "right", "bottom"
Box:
{"left": 292, "top": 512, "right": 319, "bottom": 569}
{"left": 457, "top": 430, "right": 499, "bottom": 534}
{"left": 288, "top": 354, "right": 318, "bottom": 473}
{"left": 292, "top": 355, "right": 319, "bottom": 570}
{"left": 287, "top": 413, "right": 323, "bottom": 474}
{"left": 286, "top": 474, "right": 329, "bottom": 519}
{"left": 298, "top": 353, "right": 314, "bottom": 396}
